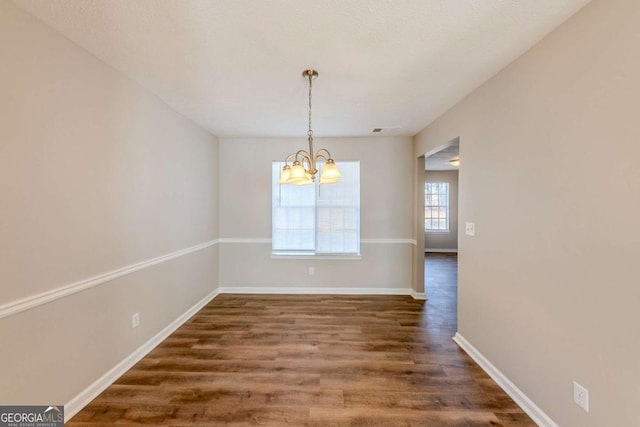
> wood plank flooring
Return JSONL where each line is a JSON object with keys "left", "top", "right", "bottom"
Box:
{"left": 68, "top": 254, "right": 535, "bottom": 426}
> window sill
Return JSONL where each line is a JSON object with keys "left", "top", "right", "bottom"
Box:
{"left": 425, "top": 230, "right": 450, "bottom": 234}
{"left": 271, "top": 253, "right": 362, "bottom": 260}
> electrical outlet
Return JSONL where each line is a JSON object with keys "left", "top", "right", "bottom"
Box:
{"left": 573, "top": 381, "right": 589, "bottom": 412}
{"left": 309, "top": 266, "right": 315, "bottom": 276}
{"left": 132, "top": 312, "right": 140, "bottom": 329}
{"left": 465, "top": 222, "right": 475, "bottom": 236}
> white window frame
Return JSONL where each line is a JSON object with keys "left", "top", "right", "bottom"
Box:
{"left": 272, "top": 161, "right": 361, "bottom": 257}
{"left": 425, "top": 182, "right": 449, "bottom": 232}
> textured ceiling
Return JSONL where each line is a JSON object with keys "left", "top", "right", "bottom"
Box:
{"left": 426, "top": 141, "right": 459, "bottom": 171}
{"left": 12, "top": 0, "right": 591, "bottom": 137}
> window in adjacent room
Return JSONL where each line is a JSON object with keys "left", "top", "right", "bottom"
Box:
{"left": 425, "top": 182, "right": 449, "bottom": 232}
{"left": 272, "top": 161, "right": 360, "bottom": 255}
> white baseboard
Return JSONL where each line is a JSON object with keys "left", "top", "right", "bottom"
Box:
{"left": 64, "top": 288, "right": 220, "bottom": 423}
{"left": 452, "top": 333, "right": 558, "bottom": 427}
{"left": 218, "top": 286, "right": 421, "bottom": 298}
{"left": 424, "top": 248, "right": 458, "bottom": 253}
{"left": 410, "top": 290, "right": 426, "bottom": 300}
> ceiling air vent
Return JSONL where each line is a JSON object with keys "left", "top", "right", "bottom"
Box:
{"left": 372, "top": 126, "right": 401, "bottom": 133}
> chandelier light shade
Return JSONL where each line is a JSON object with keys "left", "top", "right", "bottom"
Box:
{"left": 278, "top": 69, "right": 341, "bottom": 185}
{"left": 319, "top": 159, "right": 342, "bottom": 184}
{"left": 449, "top": 158, "right": 460, "bottom": 167}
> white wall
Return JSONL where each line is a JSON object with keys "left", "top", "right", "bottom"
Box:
{"left": 414, "top": 0, "right": 640, "bottom": 425}
{"left": 218, "top": 137, "right": 415, "bottom": 293}
{"left": 424, "top": 170, "right": 458, "bottom": 251}
{"left": 0, "top": 1, "right": 219, "bottom": 408}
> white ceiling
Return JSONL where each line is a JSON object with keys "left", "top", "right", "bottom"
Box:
{"left": 12, "top": 0, "right": 591, "bottom": 138}
{"left": 426, "top": 140, "right": 459, "bottom": 171}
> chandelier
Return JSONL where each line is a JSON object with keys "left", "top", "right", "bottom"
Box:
{"left": 278, "top": 69, "right": 342, "bottom": 185}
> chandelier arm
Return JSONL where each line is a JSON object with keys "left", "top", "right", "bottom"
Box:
{"left": 295, "top": 149, "right": 311, "bottom": 162}
{"left": 295, "top": 150, "right": 318, "bottom": 178}
{"left": 315, "top": 148, "right": 332, "bottom": 160}
{"left": 283, "top": 152, "right": 298, "bottom": 165}
{"left": 304, "top": 157, "right": 315, "bottom": 172}
{"left": 294, "top": 150, "right": 312, "bottom": 171}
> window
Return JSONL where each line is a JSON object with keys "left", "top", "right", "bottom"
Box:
{"left": 272, "top": 161, "right": 360, "bottom": 255}
{"left": 425, "top": 182, "right": 449, "bottom": 231}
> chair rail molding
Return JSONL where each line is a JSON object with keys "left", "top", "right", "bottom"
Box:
{"left": 0, "top": 239, "right": 218, "bottom": 319}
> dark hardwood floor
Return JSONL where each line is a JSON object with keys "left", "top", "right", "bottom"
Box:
{"left": 68, "top": 254, "right": 535, "bottom": 426}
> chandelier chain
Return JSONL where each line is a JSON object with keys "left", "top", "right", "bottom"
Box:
{"left": 277, "top": 68, "right": 341, "bottom": 185}
{"left": 308, "top": 73, "right": 313, "bottom": 137}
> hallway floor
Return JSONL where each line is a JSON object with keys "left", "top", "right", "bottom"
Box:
{"left": 424, "top": 252, "right": 458, "bottom": 336}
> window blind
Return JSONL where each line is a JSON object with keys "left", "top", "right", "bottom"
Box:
{"left": 272, "top": 161, "right": 360, "bottom": 255}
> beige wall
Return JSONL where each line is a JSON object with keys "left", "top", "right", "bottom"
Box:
{"left": 414, "top": 0, "right": 640, "bottom": 425}
{"left": 0, "top": 1, "right": 219, "bottom": 406}
{"left": 218, "top": 137, "right": 414, "bottom": 292}
{"left": 7, "top": 0, "right": 639, "bottom": 423}
{"left": 424, "top": 170, "right": 458, "bottom": 251}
